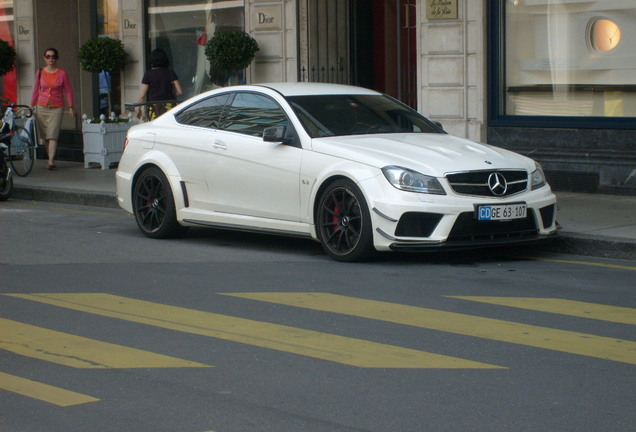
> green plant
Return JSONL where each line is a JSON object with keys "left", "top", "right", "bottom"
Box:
{"left": 0, "top": 39, "right": 17, "bottom": 76}
{"left": 205, "top": 31, "right": 259, "bottom": 72}
{"left": 78, "top": 37, "right": 128, "bottom": 73}
{"left": 79, "top": 37, "right": 128, "bottom": 115}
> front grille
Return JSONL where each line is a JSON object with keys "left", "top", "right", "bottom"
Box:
{"left": 446, "top": 170, "right": 528, "bottom": 197}
{"left": 395, "top": 212, "right": 443, "bottom": 237}
{"left": 447, "top": 212, "right": 538, "bottom": 242}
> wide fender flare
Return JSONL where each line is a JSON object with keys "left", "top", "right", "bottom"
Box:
{"left": 131, "top": 151, "right": 187, "bottom": 210}
{"left": 306, "top": 160, "right": 383, "bottom": 225}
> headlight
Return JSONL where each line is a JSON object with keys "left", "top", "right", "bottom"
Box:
{"left": 382, "top": 166, "right": 446, "bottom": 195}
{"left": 531, "top": 163, "right": 547, "bottom": 190}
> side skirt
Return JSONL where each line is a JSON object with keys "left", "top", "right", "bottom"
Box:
{"left": 182, "top": 219, "right": 315, "bottom": 240}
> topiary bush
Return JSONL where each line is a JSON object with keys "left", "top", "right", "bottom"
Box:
{"left": 0, "top": 39, "right": 17, "bottom": 76}
{"left": 78, "top": 36, "right": 128, "bottom": 73}
{"left": 205, "top": 31, "right": 259, "bottom": 72}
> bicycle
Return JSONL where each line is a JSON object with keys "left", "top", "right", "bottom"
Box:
{"left": 0, "top": 121, "right": 13, "bottom": 200}
{"left": 1, "top": 104, "right": 36, "bottom": 177}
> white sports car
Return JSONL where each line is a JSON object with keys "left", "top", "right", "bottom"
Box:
{"left": 116, "top": 83, "right": 558, "bottom": 261}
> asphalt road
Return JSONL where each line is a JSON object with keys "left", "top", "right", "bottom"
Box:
{"left": 1, "top": 200, "right": 635, "bottom": 432}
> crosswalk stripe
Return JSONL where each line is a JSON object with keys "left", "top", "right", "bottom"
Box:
{"left": 5, "top": 293, "right": 503, "bottom": 369}
{"left": 224, "top": 293, "right": 636, "bottom": 365}
{"left": 0, "top": 372, "right": 100, "bottom": 406}
{"left": 0, "top": 318, "right": 211, "bottom": 369}
{"left": 449, "top": 297, "right": 636, "bottom": 325}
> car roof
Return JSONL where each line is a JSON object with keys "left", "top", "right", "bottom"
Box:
{"left": 254, "top": 82, "right": 382, "bottom": 97}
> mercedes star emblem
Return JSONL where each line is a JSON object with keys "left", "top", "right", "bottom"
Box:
{"left": 488, "top": 172, "right": 508, "bottom": 196}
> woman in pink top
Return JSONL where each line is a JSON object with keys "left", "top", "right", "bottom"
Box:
{"left": 31, "top": 48, "right": 75, "bottom": 170}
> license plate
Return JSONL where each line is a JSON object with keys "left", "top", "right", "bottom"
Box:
{"left": 477, "top": 203, "right": 527, "bottom": 221}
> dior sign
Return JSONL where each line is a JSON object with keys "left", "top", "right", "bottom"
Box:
{"left": 254, "top": 5, "right": 282, "bottom": 30}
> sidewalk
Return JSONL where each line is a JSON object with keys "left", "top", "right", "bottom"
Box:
{"left": 10, "top": 160, "right": 636, "bottom": 260}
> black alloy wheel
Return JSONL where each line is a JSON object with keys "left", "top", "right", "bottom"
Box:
{"left": 317, "top": 179, "right": 374, "bottom": 262}
{"left": 133, "top": 167, "right": 187, "bottom": 238}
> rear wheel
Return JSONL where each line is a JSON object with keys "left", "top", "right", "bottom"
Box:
{"left": 316, "top": 179, "right": 374, "bottom": 262}
{"left": 0, "top": 159, "right": 13, "bottom": 201}
{"left": 132, "top": 167, "right": 187, "bottom": 238}
{"left": 8, "top": 127, "right": 35, "bottom": 177}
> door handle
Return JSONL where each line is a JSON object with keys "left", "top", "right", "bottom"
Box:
{"left": 212, "top": 141, "right": 227, "bottom": 150}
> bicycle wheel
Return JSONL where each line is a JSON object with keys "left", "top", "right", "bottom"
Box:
{"left": 8, "top": 126, "right": 35, "bottom": 177}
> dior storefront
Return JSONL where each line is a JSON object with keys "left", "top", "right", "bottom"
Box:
{"left": 3, "top": 0, "right": 635, "bottom": 193}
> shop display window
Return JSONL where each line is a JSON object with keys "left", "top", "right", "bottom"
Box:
{"left": 490, "top": 0, "right": 636, "bottom": 124}
{"left": 146, "top": 0, "right": 245, "bottom": 99}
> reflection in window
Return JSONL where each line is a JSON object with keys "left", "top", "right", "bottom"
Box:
{"left": 222, "top": 93, "right": 288, "bottom": 137}
{"left": 0, "top": 0, "right": 16, "bottom": 103}
{"left": 175, "top": 93, "right": 230, "bottom": 128}
{"left": 147, "top": 0, "right": 245, "bottom": 99}
{"left": 287, "top": 95, "right": 439, "bottom": 138}
{"left": 504, "top": 1, "right": 635, "bottom": 118}
{"left": 97, "top": 0, "right": 121, "bottom": 115}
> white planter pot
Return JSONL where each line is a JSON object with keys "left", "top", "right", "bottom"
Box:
{"left": 82, "top": 121, "right": 131, "bottom": 169}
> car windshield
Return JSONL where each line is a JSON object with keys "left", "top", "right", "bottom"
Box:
{"left": 286, "top": 94, "right": 442, "bottom": 138}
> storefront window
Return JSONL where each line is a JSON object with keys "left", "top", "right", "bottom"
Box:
{"left": 97, "top": 0, "right": 121, "bottom": 115}
{"left": 502, "top": 0, "right": 636, "bottom": 118}
{"left": 146, "top": 0, "right": 245, "bottom": 99}
{"left": 0, "top": 0, "right": 16, "bottom": 103}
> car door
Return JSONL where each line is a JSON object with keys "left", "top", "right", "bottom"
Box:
{"left": 171, "top": 92, "right": 231, "bottom": 211}
{"left": 204, "top": 92, "right": 303, "bottom": 222}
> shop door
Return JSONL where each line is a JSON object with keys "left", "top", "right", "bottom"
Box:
{"left": 302, "top": 0, "right": 349, "bottom": 84}
{"left": 350, "top": 0, "right": 417, "bottom": 108}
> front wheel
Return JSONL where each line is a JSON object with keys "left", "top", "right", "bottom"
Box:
{"left": 316, "top": 179, "right": 375, "bottom": 262}
{"left": 132, "top": 167, "right": 188, "bottom": 238}
{"left": 8, "top": 127, "right": 35, "bottom": 177}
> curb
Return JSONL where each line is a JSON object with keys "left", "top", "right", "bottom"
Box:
{"left": 11, "top": 184, "right": 636, "bottom": 261}
{"left": 13, "top": 185, "right": 119, "bottom": 209}
{"left": 535, "top": 232, "right": 636, "bottom": 261}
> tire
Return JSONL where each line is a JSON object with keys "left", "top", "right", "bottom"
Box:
{"left": 0, "top": 161, "right": 13, "bottom": 201}
{"left": 8, "top": 127, "right": 35, "bottom": 177}
{"left": 132, "top": 167, "right": 187, "bottom": 238}
{"left": 316, "top": 179, "right": 375, "bottom": 262}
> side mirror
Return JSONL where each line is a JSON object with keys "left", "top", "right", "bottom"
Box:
{"left": 433, "top": 121, "right": 444, "bottom": 130}
{"left": 263, "top": 125, "right": 291, "bottom": 143}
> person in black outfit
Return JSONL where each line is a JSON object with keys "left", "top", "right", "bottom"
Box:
{"left": 136, "top": 49, "right": 183, "bottom": 119}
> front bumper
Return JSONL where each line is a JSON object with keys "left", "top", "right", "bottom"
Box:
{"left": 362, "top": 177, "right": 558, "bottom": 252}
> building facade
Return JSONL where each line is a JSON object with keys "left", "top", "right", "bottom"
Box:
{"left": 2, "top": 0, "right": 634, "bottom": 193}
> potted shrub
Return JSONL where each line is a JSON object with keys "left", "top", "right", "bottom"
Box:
{"left": 205, "top": 30, "right": 259, "bottom": 86}
{"left": 78, "top": 36, "right": 128, "bottom": 114}
{"left": 81, "top": 112, "right": 133, "bottom": 169}
{"left": 78, "top": 37, "right": 130, "bottom": 169}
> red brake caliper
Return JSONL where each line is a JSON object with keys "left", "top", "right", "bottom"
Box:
{"left": 332, "top": 202, "right": 342, "bottom": 232}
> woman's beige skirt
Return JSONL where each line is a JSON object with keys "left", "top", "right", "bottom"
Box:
{"left": 35, "top": 105, "right": 64, "bottom": 141}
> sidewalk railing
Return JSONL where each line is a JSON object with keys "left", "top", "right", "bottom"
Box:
{"left": 125, "top": 100, "right": 179, "bottom": 122}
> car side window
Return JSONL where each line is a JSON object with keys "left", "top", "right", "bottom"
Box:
{"left": 221, "top": 92, "right": 288, "bottom": 137}
{"left": 174, "top": 94, "right": 231, "bottom": 128}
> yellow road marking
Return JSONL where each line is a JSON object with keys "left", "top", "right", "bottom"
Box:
{"left": 224, "top": 293, "right": 636, "bottom": 365}
{"left": 6, "top": 293, "right": 502, "bottom": 369}
{"left": 0, "top": 372, "right": 100, "bottom": 406}
{"left": 449, "top": 297, "right": 636, "bottom": 325}
{"left": 527, "top": 257, "right": 636, "bottom": 271}
{"left": 0, "top": 318, "right": 210, "bottom": 369}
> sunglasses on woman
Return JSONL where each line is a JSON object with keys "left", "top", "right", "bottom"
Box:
{"left": 45, "top": 54, "right": 58, "bottom": 59}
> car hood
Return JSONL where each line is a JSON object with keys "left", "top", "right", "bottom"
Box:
{"left": 311, "top": 133, "right": 536, "bottom": 175}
